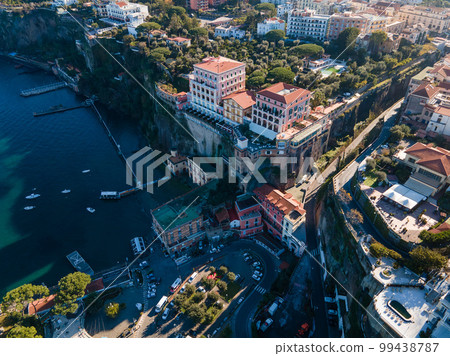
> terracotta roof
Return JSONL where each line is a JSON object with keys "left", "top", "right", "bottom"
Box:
{"left": 411, "top": 83, "right": 439, "bottom": 98}
{"left": 429, "top": 222, "right": 450, "bottom": 234}
{"left": 254, "top": 184, "right": 306, "bottom": 216}
{"left": 86, "top": 278, "right": 105, "bottom": 294}
{"left": 215, "top": 207, "right": 230, "bottom": 224}
{"left": 430, "top": 64, "right": 450, "bottom": 77}
{"left": 194, "top": 56, "right": 245, "bottom": 74}
{"left": 27, "top": 294, "right": 56, "bottom": 315}
{"left": 222, "top": 90, "right": 256, "bottom": 109}
{"left": 257, "top": 83, "right": 311, "bottom": 105}
{"left": 167, "top": 37, "right": 190, "bottom": 42}
{"left": 116, "top": 1, "right": 128, "bottom": 7}
{"left": 437, "top": 82, "right": 450, "bottom": 91}
{"left": 227, "top": 207, "right": 239, "bottom": 222}
{"left": 434, "top": 106, "right": 450, "bottom": 117}
{"left": 405, "top": 142, "right": 450, "bottom": 176}
{"left": 169, "top": 155, "right": 187, "bottom": 164}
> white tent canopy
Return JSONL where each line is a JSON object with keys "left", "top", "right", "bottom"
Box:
{"left": 382, "top": 184, "right": 426, "bottom": 211}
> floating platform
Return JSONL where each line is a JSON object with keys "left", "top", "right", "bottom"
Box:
{"left": 20, "top": 82, "right": 67, "bottom": 97}
{"left": 66, "top": 251, "right": 94, "bottom": 276}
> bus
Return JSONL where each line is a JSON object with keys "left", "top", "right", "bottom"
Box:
{"left": 170, "top": 277, "right": 182, "bottom": 293}
{"left": 155, "top": 296, "right": 168, "bottom": 313}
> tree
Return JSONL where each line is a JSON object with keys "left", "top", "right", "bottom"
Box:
{"left": 369, "top": 242, "right": 402, "bottom": 261}
{"left": 265, "top": 29, "right": 285, "bottom": 42}
{"left": 189, "top": 27, "right": 208, "bottom": 40}
{"left": 186, "top": 304, "right": 206, "bottom": 324}
{"left": 216, "top": 280, "right": 227, "bottom": 292}
{"left": 247, "top": 75, "right": 266, "bottom": 88}
{"left": 289, "top": 44, "right": 324, "bottom": 59}
{"left": 374, "top": 170, "right": 387, "bottom": 182}
{"left": 255, "top": 3, "right": 276, "bottom": 16}
{"left": 191, "top": 292, "right": 205, "bottom": 303}
{"left": 105, "top": 302, "right": 120, "bottom": 318}
{"left": 389, "top": 124, "right": 411, "bottom": 142}
{"left": 311, "top": 89, "right": 326, "bottom": 108}
{"left": 207, "top": 292, "right": 220, "bottom": 304}
{"left": 2, "top": 284, "right": 49, "bottom": 314}
{"left": 227, "top": 272, "right": 236, "bottom": 282}
{"left": 347, "top": 209, "right": 364, "bottom": 225}
{"left": 7, "top": 325, "right": 41, "bottom": 338}
{"left": 54, "top": 272, "right": 91, "bottom": 316}
{"left": 366, "top": 158, "right": 376, "bottom": 171}
{"left": 409, "top": 246, "right": 446, "bottom": 274}
{"left": 209, "top": 266, "right": 216, "bottom": 274}
{"left": 218, "top": 266, "right": 229, "bottom": 276}
{"left": 335, "top": 27, "right": 360, "bottom": 53}
{"left": 268, "top": 67, "right": 295, "bottom": 84}
{"left": 136, "top": 22, "right": 161, "bottom": 33}
{"left": 184, "top": 284, "right": 195, "bottom": 296}
{"left": 420, "top": 229, "right": 450, "bottom": 246}
{"left": 369, "top": 31, "right": 387, "bottom": 53}
{"left": 201, "top": 277, "right": 215, "bottom": 290}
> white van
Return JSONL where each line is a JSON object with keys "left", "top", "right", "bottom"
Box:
{"left": 189, "top": 272, "right": 198, "bottom": 284}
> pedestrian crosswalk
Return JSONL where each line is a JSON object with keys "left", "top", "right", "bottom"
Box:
{"left": 255, "top": 285, "right": 266, "bottom": 294}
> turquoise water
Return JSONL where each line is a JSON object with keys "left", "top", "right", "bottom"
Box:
{"left": 0, "top": 59, "right": 163, "bottom": 295}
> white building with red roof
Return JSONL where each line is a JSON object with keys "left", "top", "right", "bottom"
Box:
{"left": 250, "top": 82, "right": 311, "bottom": 139}
{"left": 188, "top": 56, "right": 246, "bottom": 121}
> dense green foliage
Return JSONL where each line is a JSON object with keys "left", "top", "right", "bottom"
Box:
{"left": 408, "top": 246, "right": 446, "bottom": 274}
{"left": 370, "top": 242, "right": 402, "bottom": 261}
{"left": 1, "top": 284, "right": 49, "bottom": 314}
{"left": 265, "top": 29, "right": 285, "bottom": 42}
{"left": 419, "top": 229, "right": 450, "bottom": 246}
{"left": 6, "top": 325, "right": 41, "bottom": 338}
{"left": 54, "top": 272, "right": 91, "bottom": 315}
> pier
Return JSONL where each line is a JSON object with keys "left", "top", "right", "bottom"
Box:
{"left": 20, "top": 81, "right": 67, "bottom": 97}
{"left": 66, "top": 251, "right": 94, "bottom": 276}
{"left": 33, "top": 102, "right": 89, "bottom": 117}
{"left": 99, "top": 177, "right": 170, "bottom": 200}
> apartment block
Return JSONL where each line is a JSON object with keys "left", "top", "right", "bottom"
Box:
{"left": 103, "top": 1, "right": 148, "bottom": 23}
{"left": 396, "top": 5, "right": 450, "bottom": 33}
{"left": 327, "top": 12, "right": 368, "bottom": 40}
{"left": 257, "top": 17, "right": 286, "bottom": 36}
{"left": 287, "top": 9, "right": 330, "bottom": 41}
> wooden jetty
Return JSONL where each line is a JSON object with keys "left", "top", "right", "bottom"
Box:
{"left": 66, "top": 251, "right": 94, "bottom": 276}
{"left": 33, "top": 102, "right": 89, "bottom": 117}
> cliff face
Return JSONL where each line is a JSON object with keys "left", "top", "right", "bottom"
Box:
{"left": 0, "top": 10, "right": 80, "bottom": 54}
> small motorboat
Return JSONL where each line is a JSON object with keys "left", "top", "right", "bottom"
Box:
{"left": 25, "top": 193, "right": 40, "bottom": 199}
{"left": 82, "top": 170, "right": 91, "bottom": 174}
{"left": 86, "top": 207, "right": 95, "bottom": 213}
{"left": 24, "top": 206, "right": 35, "bottom": 210}
{"left": 61, "top": 189, "right": 71, "bottom": 194}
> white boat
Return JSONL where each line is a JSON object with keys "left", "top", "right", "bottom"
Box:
{"left": 24, "top": 206, "right": 35, "bottom": 210}
{"left": 25, "top": 193, "right": 40, "bottom": 199}
{"left": 82, "top": 170, "right": 91, "bottom": 174}
{"left": 86, "top": 207, "right": 95, "bottom": 213}
{"left": 61, "top": 189, "right": 71, "bottom": 194}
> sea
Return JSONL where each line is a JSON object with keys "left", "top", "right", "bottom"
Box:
{"left": 0, "top": 58, "right": 167, "bottom": 295}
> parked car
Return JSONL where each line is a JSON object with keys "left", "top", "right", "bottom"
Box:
{"left": 254, "top": 271, "right": 263, "bottom": 277}
{"left": 219, "top": 244, "right": 224, "bottom": 249}
{"left": 180, "top": 285, "right": 186, "bottom": 293}
{"left": 139, "top": 261, "right": 148, "bottom": 268}
{"left": 254, "top": 265, "right": 262, "bottom": 271}
{"left": 162, "top": 308, "right": 170, "bottom": 320}
{"left": 244, "top": 256, "right": 251, "bottom": 262}
{"left": 199, "top": 241, "right": 203, "bottom": 250}
{"left": 243, "top": 252, "right": 250, "bottom": 257}
{"left": 252, "top": 261, "right": 260, "bottom": 267}
{"left": 260, "top": 318, "right": 273, "bottom": 332}
{"left": 237, "top": 297, "right": 244, "bottom": 304}
{"left": 296, "top": 323, "right": 310, "bottom": 338}
{"left": 235, "top": 274, "right": 240, "bottom": 281}
{"left": 328, "top": 309, "right": 338, "bottom": 316}
{"left": 148, "top": 292, "right": 156, "bottom": 298}
{"left": 252, "top": 274, "right": 261, "bottom": 281}
{"left": 197, "top": 286, "right": 206, "bottom": 293}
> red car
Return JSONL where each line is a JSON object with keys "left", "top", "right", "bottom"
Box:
{"left": 296, "top": 323, "right": 310, "bottom": 338}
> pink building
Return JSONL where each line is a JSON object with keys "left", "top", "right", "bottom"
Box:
{"left": 188, "top": 0, "right": 208, "bottom": 11}
{"left": 234, "top": 196, "right": 263, "bottom": 238}
{"left": 250, "top": 83, "right": 311, "bottom": 139}
{"left": 189, "top": 56, "right": 246, "bottom": 120}
{"left": 327, "top": 12, "right": 368, "bottom": 40}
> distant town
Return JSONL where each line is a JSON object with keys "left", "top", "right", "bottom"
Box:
{"left": 0, "top": 0, "right": 449, "bottom": 341}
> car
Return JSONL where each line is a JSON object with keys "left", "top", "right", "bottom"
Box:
{"left": 162, "top": 308, "right": 170, "bottom": 320}
{"left": 219, "top": 244, "right": 224, "bottom": 249}
{"left": 180, "top": 285, "right": 186, "bottom": 293}
{"left": 252, "top": 261, "right": 260, "bottom": 267}
{"left": 237, "top": 297, "right": 244, "bottom": 304}
{"left": 149, "top": 283, "right": 156, "bottom": 288}
{"left": 244, "top": 256, "right": 251, "bottom": 262}
{"left": 254, "top": 271, "right": 263, "bottom": 277}
{"left": 211, "top": 247, "right": 217, "bottom": 253}
{"left": 252, "top": 274, "right": 261, "bottom": 281}
{"left": 199, "top": 241, "right": 203, "bottom": 250}
{"left": 149, "top": 288, "right": 156, "bottom": 293}
{"left": 243, "top": 252, "right": 250, "bottom": 257}
{"left": 254, "top": 265, "right": 262, "bottom": 271}
{"left": 148, "top": 292, "right": 156, "bottom": 298}
{"left": 328, "top": 309, "right": 338, "bottom": 316}
{"left": 197, "top": 286, "right": 206, "bottom": 293}
{"left": 260, "top": 318, "right": 273, "bottom": 332}
{"left": 212, "top": 328, "right": 219, "bottom": 337}
{"left": 147, "top": 272, "right": 154, "bottom": 278}
{"left": 235, "top": 274, "right": 240, "bottom": 281}
{"left": 149, "top": 277, "right": 156, "bottom": 283}
{"left": 139, "top": 261, "right": 148, "bottom": 268}
{"left": 169, "top": 301, "right": 174, "bottom": 308}
{"left": 216, "top": 247, "right": 221, "bottom": 253}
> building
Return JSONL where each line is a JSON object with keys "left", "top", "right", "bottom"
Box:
{"left": 187, "top": 158, "right": 220, "bottom": 186}
{"left": 425, "top": 104, "right": 450, "bottom": 140}
{"left": 254, "top": 184, "right": 306, "bottom": 256}
{"left": 404, "top": 82, "right": 440, "bottom": 119}
{"left": 152, "top": 198, "right": 205, "bottom": 255}
{"left": 148, "top": 29, "right": 167, "bottom": 39}
{"left": 214, "top": 26, "right": 246, "bottom": 39}
{"left": 188, "top": 56, "right": 246, "bottom": 120}
{"left": 167, "top": 150, "right": 188, "bottom": 176}
{"left": 166, "top": 37, "right": 191, "bottom": 47}
{"left": 257, "top": 17, "right": 286, "bottom": 36}
{"left": 287, "top": 9, "right": 330, "bottom": 41}
{"left": 396, "top": 5, "right": 450, "bottom": 33}
{"left": 399, "top": 23, "right": 428, "bottom": 44}
{"left": 250, "top": 82, "right": 311, "bottom": 139}
{"left": 187, "top": 0, "right": 208, "bottom": 11}
{"left": 234, "top": 195, "right": 264, "bottom": 237}
{"left": 396, "top": 142, "right": 450, "bottom": 197}
{"left": 155, "top": 83, "right": 188, "bottom": 110}
{"left": 430, "top": 292, "right": 450, "bottom": 338}
{"left": 361, "top": 13, "right": 389, "bottom": 33}
{"left": 327, "top": 12, "right": 368, "bottom": 40}
{"left": 222, "top": 90, "right": 256, "bottom": 125}
{"left": 277, "top": 2, "right": 294, "bottom": 18}
{"left": 103, "top": 1, "right": 148, "bottom": 23}
{"left": 308, "top": 54, "right": 333, "bottom": 70}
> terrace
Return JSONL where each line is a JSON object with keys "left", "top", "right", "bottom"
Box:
{"left": 360, "top": 185, "right": 439, "bottom": 243}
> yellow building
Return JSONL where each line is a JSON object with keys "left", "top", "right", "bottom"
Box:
{"left": 222, "top": 90, "right": 256, "bottom": 125}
